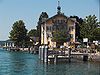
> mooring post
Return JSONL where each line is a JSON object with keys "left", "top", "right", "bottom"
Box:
{"left": 44, "top": 45, "right": 48, "bottom": 63}
{"left": 68, "top": 48, "right": 71, "bottom": 63}
{"left": 54, "top": 55, "right": 58, "bottom": 64}
{"left": 39, "top": 46, "right": 41, "bottom": 59}
{"left": 28, "top": 46, "right": 30, "bottom": 53}
{"left": 41, "top": 45, "right": 44, "bottom": 61}
{"left": 83, "top": 54, "right": 88, "bottom": 61}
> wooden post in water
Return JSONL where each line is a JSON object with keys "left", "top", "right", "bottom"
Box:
{"left": 83, "top": 54, "right": 88, "bottom": 61}
{"left": 44, "top": 45, "right": 48, "bottom": 63}
{"left": 54, "top": 55, "right": 58, "bottom": 64}
{"left": 39, "top": 46, "right": 41, "bottom": 59}
{"left": 68, "top": 48, "right": 71, "bottom": 62}
{"left": 41, "top": 45, "right": 44, "bottom": 61}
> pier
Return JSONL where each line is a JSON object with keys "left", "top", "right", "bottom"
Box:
{"left": 39, "top": 45, "right": 88, "bottom": 64}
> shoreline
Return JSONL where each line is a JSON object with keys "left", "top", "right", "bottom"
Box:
{"left": 1, "top": 48, "right": 100, "bottom": 62}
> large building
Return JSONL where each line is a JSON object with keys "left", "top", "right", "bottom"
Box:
{"left": 37, "top": 2, "right": 77, "bottom": 48}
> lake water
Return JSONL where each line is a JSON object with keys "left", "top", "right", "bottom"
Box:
{"left": 0, "top": 48, "right": 100, "bottom": 75}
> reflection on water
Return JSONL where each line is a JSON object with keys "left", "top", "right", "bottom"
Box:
{"left": 0, "top": 48, "right": 100, "bottom": 75}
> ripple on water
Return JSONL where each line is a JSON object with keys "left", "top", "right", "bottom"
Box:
{"left": 0, "top": 49, "right": 100, "bottom": 75}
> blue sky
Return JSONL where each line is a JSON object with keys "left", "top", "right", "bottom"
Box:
{"left": 0, "top": 0, "right": 99, "bottom": 41}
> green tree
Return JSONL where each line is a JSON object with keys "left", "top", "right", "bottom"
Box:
{"left": 80, "top": 15, "right": 99, "bottom": 41}
{"left": 92, "top": 28, "right": 100, "bottom": 40}
{"left": 28, "top": 29, "right": 39, "bottom": 37}
{"left": 9, "top": 20, "right": 28, "bottom": 47}
{"left": 52, "top": 30, "right": 70, "bottom": 47}
{"left": 28, "top": 29, "right": 39, "bottom": 46}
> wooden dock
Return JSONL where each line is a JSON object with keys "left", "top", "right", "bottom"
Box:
{"left": 39, "top": 46, "right": 88, "bottom": 64}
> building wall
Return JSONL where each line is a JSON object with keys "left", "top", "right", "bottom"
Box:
{"left": 40, "top": 15, "right": 76, "bottom": 47}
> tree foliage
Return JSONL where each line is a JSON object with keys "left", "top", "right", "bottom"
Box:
{"left": 92, "top": 28, "right": 100, "bottom": 40}
{"left": 70, "top": 16, "right": 83, "bottom": 24}
{"left": 80, "top": 15, "right": 99, "bottom": 41}
{"left": 28, "top": 29, "right": 39, "bottom": 45}
{"left": 52, "top": 30, "right": 70, "bottom": 43}
{"left": 28, "top": 29, "right": 39, "bottom": 37}
{"left": 9, "top": 20, "right": 28, "bottom": 47}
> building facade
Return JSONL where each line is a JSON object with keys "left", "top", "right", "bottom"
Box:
{"left": 37, "top": 3, "right": 77, "bottom": 48}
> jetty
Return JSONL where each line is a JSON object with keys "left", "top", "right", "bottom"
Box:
{"left": 39, "top": 45, "right": 88, "bottom": 64}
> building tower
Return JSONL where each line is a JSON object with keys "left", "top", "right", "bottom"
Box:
{"left": 57, "top": 1, "right": 61, "bottom": 14}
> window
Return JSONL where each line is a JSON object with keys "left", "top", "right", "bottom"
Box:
{"left": 70, "top": 34, "right": 73, "bottom": 38}
{"left": 69, "top": 26, "right": 74, "bottom": 31}
{"left": 46, "top": 26, "right": 49, "bottom": 31}
{"left": 47, "top": 26, "right": 52, "bottom": 31}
